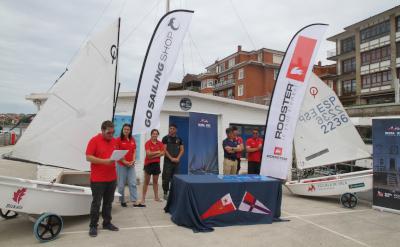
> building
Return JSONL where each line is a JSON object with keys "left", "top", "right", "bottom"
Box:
{"left": 26, "top": 91, "right": 269, "bottom": 179}
{"left": 198, "top": 45, "right": 284, "bottom": 105}
{"left": 168, "top": 74, "right": 201, "bottom": 92}
{"left": 327, "top": 5, "right": 400, "bottom": 106}
{"left": 313, "top": 61, "right": 338, "bottom": 94}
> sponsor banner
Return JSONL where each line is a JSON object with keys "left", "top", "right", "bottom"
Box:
{"left": 131, "top": 10, "right": 193, "bottom": 134}
{"left": 188, "top": 112, "right": 219, "bottom": 174}
{"left": 260, "top": 24, "right": 328, "bottom": 179}
{"left": 373, "top": 118, "right": 400, "bottom": 211}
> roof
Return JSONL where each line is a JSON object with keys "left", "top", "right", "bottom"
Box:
{"left": 26, "top": 90, "right": 269, "bottom": 110}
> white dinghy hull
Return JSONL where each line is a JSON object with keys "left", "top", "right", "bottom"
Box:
{"left": 0, "top": 175, "right": 92, "bottom": 216}
{"left": 285, "top": 170, "right": 372, "bottom": 197}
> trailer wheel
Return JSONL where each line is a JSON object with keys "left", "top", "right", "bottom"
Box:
{"left": 0, "top": 209, "right": 18, "bottom": 219}
{"left": 33, "top": 213, "right": 63, "bottom": 242}
{"left": 341, "top": 193, "right": 358, "bottom": 208}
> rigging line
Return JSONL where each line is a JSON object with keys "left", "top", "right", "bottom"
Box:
{"left": 228, "top": 0, "right": 257, "bottom": 50}
{"left": 46, "top": 0, "right": 114, "bottom": 92}
{"left": 65, "top": 0, "right": 115, "bottom": 67}
{"left": 188, "top": 32, "right": 206, "bottom": 67}
{"left": 120, "top": 0, "right": 162, "bottom": 46}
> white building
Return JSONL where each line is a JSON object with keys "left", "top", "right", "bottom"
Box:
{"left": 27, "top": 90, "right": 269, "bottom": 180}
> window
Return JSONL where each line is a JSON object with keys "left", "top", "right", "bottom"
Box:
{"left": 228, "top": 58, "right": 235, "bottom": 68}
{"left": 342, "top": 79, "right": 356, "bottom": 95}
{"left": 397, "top": 42, "right": 400, "bottom": 58}
{"left": 361, "top": 70, "right": 393, "bottom": 89}
{"left": 360, "top": 20, "right": 390, "bottom": 43}
{"left": 273, "top": 69, "right": 279, "bottom": 81}
{"left": 238, "top": 68, "right": 244, "bottom": 80}
{"left": 218, "top": 63, "right": 225, "bottom": 73}
{"left": 257, "top": 53, "right": 262, "bottom": 62}
{"left": 342, "top": 57, "right": 356, "bottom": 74}
{"left": 238, "top": 84, "right": 244, "bottom": 96}
{"left": 201, "top": 80, "right": 207, "bottom": 89}
{"left": 227, "top": 88, "right": 233, "bottom": 97}
{"left": 218, "top": 91, "right": 224, "bottom": 97}
{"left": 397, "top": 16, "right": 400, "bottom": 32}
{"left": 207, "top": 79, "right": 214, "bottom": 88}
{"left": 341, "top": 36, "right": 355, "bottom": 54}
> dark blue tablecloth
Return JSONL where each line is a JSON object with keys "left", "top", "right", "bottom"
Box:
{"left": 164, "top": 174, "right": 282, "bottom": 232}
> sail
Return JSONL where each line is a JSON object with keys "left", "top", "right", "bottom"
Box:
{"left": 9, "top": 20, "right": 120, "bottom": 171}
{"left": 294, "top": 73, "right": 370, "bottom": 170}
{"left": 131, "top": 10, "right": 193, "bottom": 134}
{"left": 260, "top": 24, "right": 328, "bottom": 179}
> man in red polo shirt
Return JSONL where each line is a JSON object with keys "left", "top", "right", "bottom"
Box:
{"left": 86, "top": 120, "right": 120, "bottom": 237}
{"left": 246, "top": 128, "right": 263, "bottom": 174}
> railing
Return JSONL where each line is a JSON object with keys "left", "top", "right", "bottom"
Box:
{"left": 214, "top": 79, "right": 235, "bottom": 90}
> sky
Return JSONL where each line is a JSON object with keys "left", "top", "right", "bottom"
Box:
{"left": 0, "top": 0, "right": 399, "bottom": 113}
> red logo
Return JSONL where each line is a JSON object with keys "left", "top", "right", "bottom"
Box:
{"left": 12, "top": 188, "right": 27, "bottom": 204}
{"left": 274, "top": 147, "right": 283, "bottom": 156}
{"left": 308, "top": 185, "right": 316, "bottom": 192}
{"left": 286, "top": 36, "right": 317, "bottom": 82}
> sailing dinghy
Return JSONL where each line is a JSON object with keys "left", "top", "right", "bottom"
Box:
{"left": 285, "top": 73, "right": 372, "bottom": 208}
{"left": 0, "top": 19, "right": 121, "bottom": 242}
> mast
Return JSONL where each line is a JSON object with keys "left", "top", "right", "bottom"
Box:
{"left": 112, "top": 17, "right": 121, "bottom": 122}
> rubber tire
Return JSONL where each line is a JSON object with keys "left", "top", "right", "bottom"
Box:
{"left": 340, "top": 193, "right": 358, "bottom": 209}
{"left": 0, "top": 209, "right": 18, "bottom": 219}
{"left": 33, "top": 213, "right": 63, "bottom": 242}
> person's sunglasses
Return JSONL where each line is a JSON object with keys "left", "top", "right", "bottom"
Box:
{"left": 105, "top": 130, "right": 115, "bottom": 135}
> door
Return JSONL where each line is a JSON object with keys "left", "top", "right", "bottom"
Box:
{"left": 169, "top": 116, "right": 189, "bottom": 174}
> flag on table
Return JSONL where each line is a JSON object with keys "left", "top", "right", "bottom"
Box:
{"left": 238, "top": 191, "right": 271, "bottom": 215}
{"left": 201, "top": 193, "right": 236, "bottom": 220}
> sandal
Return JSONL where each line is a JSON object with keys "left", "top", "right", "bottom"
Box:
{"left": 134, "top": 203, "right": 146, "bottom": 207}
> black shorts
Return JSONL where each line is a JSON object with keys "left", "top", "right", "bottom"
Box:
{"left": 144, "top": 162, "right": 161, "bottom": 175}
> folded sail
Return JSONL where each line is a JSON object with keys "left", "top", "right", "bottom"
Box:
{"left": 9, "top": 20, "right": 120, "bottom": 171}
{"left": 294, "top": 73, "right": 370, "bottom": 170}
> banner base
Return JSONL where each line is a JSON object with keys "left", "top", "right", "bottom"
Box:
{"left": 372, "top": 205, "right": 400, "bottom": 215}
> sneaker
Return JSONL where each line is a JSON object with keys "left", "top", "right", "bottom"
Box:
{"left": 121, "top": 202, "right": 127, "bottom": 207}
{"left": 163, "top": 193, "right": 168, "bottom": 200}
{"left": 103, "top": 223, "right": 119, "bottom": 231}
{"left": 89, "top": 227, "right": 97, "bottom": 237}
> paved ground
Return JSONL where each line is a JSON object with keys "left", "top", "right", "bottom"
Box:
{"left": 0, "top": 146, "right": 399, "bottom": 247}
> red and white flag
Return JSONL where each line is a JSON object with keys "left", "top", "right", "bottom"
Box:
{"left": 201, "top": 193, "right": 236, "bottom": 220}
{"left": 238, "top": 192, "right": 271, "bottom": 215}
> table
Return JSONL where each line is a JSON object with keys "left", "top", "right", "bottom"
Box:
{"left": 164, "top": 174, "right": 282, "bottom": 232}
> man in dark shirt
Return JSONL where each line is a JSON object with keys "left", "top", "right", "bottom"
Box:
{"left": 222, "top": 127, "right": 239, "bottom": 175}
{"left": 162, "top": 124, "right": 184, "bottom": 200}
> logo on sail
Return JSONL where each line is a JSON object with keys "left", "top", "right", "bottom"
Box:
{"left": 274, "top": 147, "right": 283, "bottom": 156}
{"left": 286, "top": 35, "right": 317, "bottom": 82}
{"left": 110, "top": 45, "right": 117, "bottom": 64}
{"left": 168, "top": 18, "right": 180, "bottom": 31}
{"left": 12, "top": 188, "right": 27, "bottom": 204}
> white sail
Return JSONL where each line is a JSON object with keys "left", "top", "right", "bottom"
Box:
{"left": 9, "top": 20, "right": 119, "bottom": 171}
{"left": 294, "top": 73, "right": 370, "bottom": 170}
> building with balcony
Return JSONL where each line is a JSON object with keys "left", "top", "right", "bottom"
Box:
{"left": 313, "top": 61, "right": 338, "bottom": 94}
{"left": 327, "top": 5, "right": 400, "bottom": 106}
{"left": 198, "top": 45, "right": 284, "bottom": 105}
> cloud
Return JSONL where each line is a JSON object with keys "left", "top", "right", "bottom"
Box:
{"left": 0, "top": 0, "right": 399, "bottom": 113}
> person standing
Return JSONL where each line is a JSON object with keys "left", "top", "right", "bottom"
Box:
{"left": 86, "top": 120, "right": 120, "bottom": 237}
{"left": 116, "top": 123, "right": 141, "bottom": 207}
{"left": 246, "top": 128, "right": 263, "bottom": 174}
{"left": 232, "top": 126, "right": 244, "bottom": 174}
{"left": 162, "top": 124, "right": 184, "bottom": 200}
{"left": 139, "top": 129, "right": 165, "bottom": 206}
{"left": 222, "top": 127, "right": 239, "bottom": 175}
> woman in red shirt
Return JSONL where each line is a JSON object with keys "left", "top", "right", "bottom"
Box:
{"left": 139, "top": 129, "right": 165, "bottom": 205}
{"left": 116, "top": 124, "right": 142, "bottom": 207}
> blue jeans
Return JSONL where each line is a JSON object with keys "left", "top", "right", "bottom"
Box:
{"left": 117, "top": 165, "right": 138, "bottom": 203}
